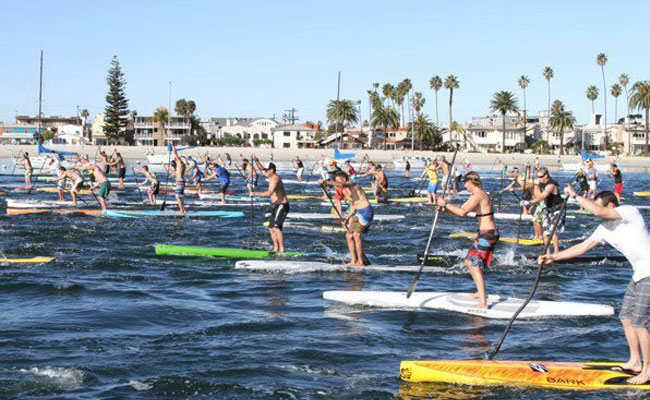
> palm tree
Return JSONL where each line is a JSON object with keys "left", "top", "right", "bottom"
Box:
{"left": 411, "top": 92, "right": 426, "bottom": 148}
{"left": 629, "top": 81, "right": 650, "bottom": 155}
{"left": 152, "top": 107, "right": 170, "bottom": 146}
{"left": 429, "top": 75, "right": 443, "bottom": 126}
{"left": 444, "top": 75, "right": 459, "bottom": 145}
{"left": 620, "top": 73, "right": 631, "bottom": 147}
{"left": 549, "top": 100, "right": 576, "bottom": 155}
{"left": 518, "top": 75, "right": 530, "bottom": 147}
{"left": 611, "top": 84, "right": 622, "bottom": 123}
{"left": 586, "top": 85, "right": 599, "bottom": 114}
{"left": 382, "top": 84, "right": 394, "bottom": 108}
{"left": 371, "top": 105, "right": 399, "bottom": 150}
{"left": 490, "top": 91, "right": 519, "bottom": 152}
{"left": 408, "top": 113, "right": 439, "bottom": 149}
{"left": 543, "top": 66, "right": 554, "bottom": 112}
{"left": 399, "top": 79, "right": 412, "bottom": 127}
{"left": 597, "top": 53, "right": 608, "bottom": 137}
{"left": 396, "top": 81, "right": 409, "bottom": 126}
{"left": 326, "top": 99, "right": 359, "bottom": 134}
{"left": 368, "top": 83, "right": 379, "bottom": 125}
{"left": 175, "top": 99, "right": 197, "bottom": 135}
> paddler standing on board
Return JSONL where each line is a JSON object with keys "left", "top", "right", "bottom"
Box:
{"left": 99, "top": 151, "right": 112, "bottom": 175}
{"left": 250, "top": 155, "right": 289, "bottom": 253}
{"left": 76, "top": 158, "right": 110, "bottom": 210}
{"left": 242, "top": 158, "right": 257, "bottom": 194}
{"left": 435, "top": 171, "right": 499, "bottom": 309}
{"left": 19, "top": 152, "right": 33, "bottom": 189}
{"left": 320, "top": 170, "right": 374, "bottom": 267}
{"left": 421, "top": 160, "right": 439, "bottom": 205}
{"left": 204, "top": 158, "right": 231, "bottom": 205}
{"left": 609, "top": 163, "right": 624, "bottom": 203}
{"left": 135, "top": 166, "right": 159, "bottom": 205}
{"left": 294, "top": 157, "right": 304, "bottom": 182}
{"left": 106, "top": 152, "right": 127, "bottom": 189}
{"left": 47, "top": 156, "right": 65, "bottom": 201}
{"left": 524, "top": 167, "right": 565, "bottom": 254}
{"left": 586, "top": 159, "right": 598, "bottom": 200}
{"left": 50, "top": 167, "right": 84, "bottom": 206}
{"left": 438, "top": 156, "right": 450, "bottom": 193}
{"left": 164, "top": 144, "right": 187, "bottom": 213}
{"left": 539, "top": 189, "right": 650, "bottom": 385}
{"left": 186, "top": 156, "right": 205, "bottom": 196}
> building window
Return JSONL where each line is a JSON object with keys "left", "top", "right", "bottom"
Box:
{"left": 475, "top": 131, "right": 486, "bottom": 138}
{"left": 284, "top": 132, "right": 291, "bottom": 136}
{"left": 283, "top": 143, "right": 290, "bottom": 148}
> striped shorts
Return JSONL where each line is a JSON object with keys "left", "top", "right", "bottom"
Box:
{"left": 620, "top": 277, "right": 650, "bottom": 327}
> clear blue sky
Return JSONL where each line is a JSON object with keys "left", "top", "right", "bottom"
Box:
{"left": 1, "top": 0, "right": 648, "bottom": 127}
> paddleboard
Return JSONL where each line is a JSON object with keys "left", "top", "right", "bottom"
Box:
{"left": 0, "top": 257, "right": 54, "bottom": 264}
{"left": 399, "top": 360, "right": 650, "bottom": 390}
{"left": 635, "top": 192, "right": 650, "bottom": 197}
{"left": 199, "top": 193, "right": 255, "bottom": 201}
{"left": 6, "top": 208, "right": 102, "bottom": 216}
{"left": 418, "top": 254, "right": 628, "bottom": 266}
{"left": 155, "top": 244, "right": 300, "bottom": 258}
{"left": 263, "top": 221, "right": 346, "bottom": 233}
{"left": 101, "top": 209, "right": 245, "bottom": 218}
{"left": 36, "top": 187, "right": 94, "bottom": 195}
{"left": 449, "top": 232, "right": 577, "bottom": 246}
{"left": 282, "top": 179, "right": 320, "bottom": 185}
{"left": 235, "top": 260, "right": 446, "bottom": 273}
{"left": 322, "top": 290, "right": 614, "bottom": 318}
{"left": 273, "top": 213, "right": 405, "bottom": 221}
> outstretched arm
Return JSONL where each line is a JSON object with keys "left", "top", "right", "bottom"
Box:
{"left": 538, "top": 239, "right": 600, "bottom": 264}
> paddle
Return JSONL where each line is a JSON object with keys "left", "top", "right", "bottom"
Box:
{"left": 320, "top": 182, "right": 371, "bottom": 266}
{"left": 132, "top": 167, "right": 145, "bottom": 204}
{"left": 514, "top": 164, "right": 530, "bottom": 245}
{"left": 248, "top": 156, "right": 255, "bottom": 248}
{"left": 159, "top": 143, "right": 173, "bottom": 211}
{"left": 409, "top": 170, "right": 427, "bottom": 197}
{"left": 10, "top": 149, "right": 23, "bottom": 176}
{"left": 406, "top": 144, "right": 460, "bottom": 299}
{"left": 488, "top": 174, "right": 577, "bottom": 360}
{"left": 24, "top": 156, "right": 50, "bottom": 196}
{"left": 227, "top": 153, "right": 246, "bottom": 181}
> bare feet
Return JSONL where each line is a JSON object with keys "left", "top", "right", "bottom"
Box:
{"left": 346, "top": 260, "right": 363, "bottom": 267}
{"left": 473, "top": 302, "right": 489, "bottom": 309}
{"left": 467, "top": 292, "right": 480, "bottom": 300}
{"left": 627, "top": 369, "right": 650, "bottom": 385}
{"left": 617, "top": 360, "right": 642, "bottom": 374}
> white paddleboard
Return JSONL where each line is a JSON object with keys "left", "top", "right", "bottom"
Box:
{"left": 269, "top": 213, "right": 405, "bottom": 221}
{"left": 282, "top": 179, "right": 320, "bottom": 185}
{"left": 235, "top": 260, "right": 446, "bottom": 274}
{"left": 322, "top": 290, "right": 614, "bottom": 319}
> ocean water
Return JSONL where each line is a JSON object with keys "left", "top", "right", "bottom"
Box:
{"left": 1, "top": 159, "right": 650, "bottom": 399}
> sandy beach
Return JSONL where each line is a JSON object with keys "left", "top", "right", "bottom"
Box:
{"left": 1, "top": 144, "right": 648, "bottom": 171}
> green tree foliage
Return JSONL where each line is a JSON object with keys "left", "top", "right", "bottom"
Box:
{"left": 489, "top": 91, "right": 519, "bottom": 152}
{"left": 586, "top": 85, "right": 599, "bottom": 114}
{"left": 548, "top": 100, "right": 576, "bottom": 155}
{"left": 103, "top": 56, "right": 130, "bottom": 144}
{"left": 326, "top": 99, "right": 359, "bottom": 133}
{"left": 629, "top": 81, "right": 650, "bottom": 155}
{"left": 371, "top": 105, "right": 399, "bottom": 150}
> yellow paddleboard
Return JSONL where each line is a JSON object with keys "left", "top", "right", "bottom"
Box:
{"left": 634, "top": 192, "right": 650, "bottom": 197}
{"left": 287, "top": 195, "right": 322, "bottom": 200}
{"left": 449, "top": 232, "right": 573, "bottom": 246}
{"left": 0, "top": 257, "right": 54, "bottom": 263}
{"left": 36, "top": 188, "right": 94, "bottom": 195}
{"left": 400, "top": 360, "right": 650, "bottom": 390}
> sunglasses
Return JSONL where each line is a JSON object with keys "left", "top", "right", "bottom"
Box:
{"left": 537, "top": 173, "right": 548, "bottom": 178}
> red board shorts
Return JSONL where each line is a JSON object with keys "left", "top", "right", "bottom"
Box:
{"left": 334, "top": 187, "right": 345, "bottom": 202}
{"left": 615, "top": 182, "right": 624, "bottom": 195}
{"left": 466, "top": 229, "right": 500, "bottom": 269}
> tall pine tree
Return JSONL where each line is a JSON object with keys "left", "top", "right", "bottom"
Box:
{"left": 103, "top": 56, "right": 129, "bottom": 143}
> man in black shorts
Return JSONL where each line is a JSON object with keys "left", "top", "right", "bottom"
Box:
{"left": 250, "top": 156, "right": 290, "bottom": 253}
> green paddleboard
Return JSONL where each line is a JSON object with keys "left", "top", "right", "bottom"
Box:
{"left": 155, "top": 244, "right": 301, "bottom": 258}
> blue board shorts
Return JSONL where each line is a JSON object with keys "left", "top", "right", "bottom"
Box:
{"left": 427, "top": 181, "right": 439, "bottom": 194}
{"left": 175, "top": 180, "right": 185, "bottom": 198}
{"left": 349, "top": 206, "right": 373, "bottom": 234}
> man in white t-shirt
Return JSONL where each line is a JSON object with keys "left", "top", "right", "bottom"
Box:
{"left": 539, "top": 189, "right": 650, "bottom": 385}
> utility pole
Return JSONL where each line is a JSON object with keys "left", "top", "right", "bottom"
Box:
{"left": 284, "top": 108, "right": 299, "bottom": 125}
{"left": 335, "top": 71, "right": 341, "bottom": 147}
{"left": 168, "top": 81, "right": 172, "bottom": 145}
{"left": 38, "top": 50, "right": 43, "bottom": 142}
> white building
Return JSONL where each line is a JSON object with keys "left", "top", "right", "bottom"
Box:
{"left": 134, "top": 116, "right": 190, "bottom": 146}
{"left": 51, "top": 124, "right": 85, "bottom": 145}
{"left": 273, "top": 125, "right": 318, "bottom": 149}
{"left": 220, "top": 117, "right": 279, "bottom": 145}
{"left": 91, "top": 114, "right": 109, "bottom": 145}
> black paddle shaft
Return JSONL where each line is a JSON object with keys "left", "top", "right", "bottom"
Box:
{"left": 488, "top": 172, "right": 579, "bottom": 360}
{"left": 406, "top": 145, "right": 460, "bottom": 298}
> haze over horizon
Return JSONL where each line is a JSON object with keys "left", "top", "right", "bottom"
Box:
{"left": 1, "top": 0, "right": 649, "bottom": 127}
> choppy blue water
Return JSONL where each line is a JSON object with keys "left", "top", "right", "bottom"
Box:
{"left": 1, "top": 159, "right": 650, "bottom": 399}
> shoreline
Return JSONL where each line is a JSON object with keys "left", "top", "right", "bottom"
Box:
{"left": 1, "top": 144, "right": 648, "bottom": 171}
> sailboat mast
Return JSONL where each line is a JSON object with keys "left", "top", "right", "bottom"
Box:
{"left": 38, "top": 50, "right": 43, "bottom": 141}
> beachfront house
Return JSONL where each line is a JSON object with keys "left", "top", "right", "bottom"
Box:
{"left": 0, "top": 122, "right": 40, "bottom": 144}
{"left": 273, "top": 124, "right": 318, "bottom": 149}
{"left": 133, "top": 116, "right": 190, "bottom": 146}
{"left": 50, "top": 124, "right": 85, "bottom": 145}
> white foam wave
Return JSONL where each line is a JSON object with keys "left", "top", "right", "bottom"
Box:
{"left": 19, "top": 366, "right": 84, "bottom": 387}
